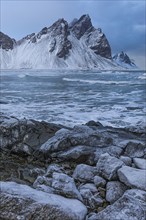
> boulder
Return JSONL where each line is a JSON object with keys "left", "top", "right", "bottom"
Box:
{"left": 45, "top": 164, "right": 64, "bottom": 177}
{"left": 52, "top": 172, "right": 82, "bottom": 201}
{"left": 106, "top": 181, "right": 128, "bottom": 203}
{"left": 120, "top": 156, "right": 132, "bottom": 166}
{"left": 133, "top": 158, "right": 146, "bottom": 170}
{"left": 91, "top": 189, "right": 146, "bottom": 220}
{"left": 94, "top": 176, "right": 106, "bottom": 188}
{"left": 124, "top": 141, "right": 145, "bottom": 158}
{"left": 96, "top": 153, "right": 123, "bottom": 180}
{"left": 73, "top": 164, "right": 97, "bottom": 183}
{"left": 0, "top": 181, "right": 87, "bottom": 220}
{"left": 118, "top": 166, "right": 146, "bottom": 190}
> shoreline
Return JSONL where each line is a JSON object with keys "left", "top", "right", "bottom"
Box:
{"left": 0, "top": 115, "right": 146, "bottom": 219}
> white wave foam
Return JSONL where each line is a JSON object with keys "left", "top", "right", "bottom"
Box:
{"left": 63, "top": 77, "right": 136, "bottom": 85}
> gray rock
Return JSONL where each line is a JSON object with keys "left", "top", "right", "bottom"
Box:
{"left": 133, "top": 158, "right": 146, "bottom": 170}
{"left": 45, "top": 163, "right": 64, "bottom": 177}
{"left": 33, "top": 175, "right": 52, "bottom": 186}
{"left": 106, "top": 181, "right": 128, "bottom": 203}
{"left": 120, "top": 156, "right": 132, "bottom": 166}
{"left": 55, "top": 145, "right": 95, "bottom": 164}
{"left": 73, "top": 164, "right": 97, "bottom": 183}
{"left": 94, "top": 145, "right": 123, "bottom": 163}
{"left": 94, "top": 175, "right": 106, "bottom": 188}
{"left": 79, "top": 183, "right": 98, "bottom": 194}
{"left": 52, "top": 172, "right": 82, "bottom": 201}
{"left": 79, "top": 188, "right": 103, "bottom": 210}
{"left": 94, "top": 189, "right": 146, "bottom": 220}
{"left": 0, "top": 181, "right": 87, "bottom": 220}
{"left": 124, "top": 141, "right": 145, "bottom": 158}
{"left": 96, "top": 153, "right": 123, "bottom": 180}
{"left": 118, "top": 166, "right": 146, "bottom": 190}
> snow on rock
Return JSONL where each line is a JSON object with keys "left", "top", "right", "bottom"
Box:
{"left": 118, "top": 166, "right": 146, "bottom": 190}
{"left": 96, "top": 153, "right": 123, "bottom": 180}
{"left": 91, "top": 189, "right": 146, "bottom": 220}
{"left": 0, "top": 181, "right": 87, "bottom": 220}
{"left": 133, "top": 158, "right": 146, "bottom": 170}
{"left": 113, "top": 51, "right": 138, "bottom": 69}
{"left": 0, "top": 15, "right": 120, "bottom": 70}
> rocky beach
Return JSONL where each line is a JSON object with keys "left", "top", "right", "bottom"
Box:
{"left": 0, "top": 114, "right": 146, "bottom": 220}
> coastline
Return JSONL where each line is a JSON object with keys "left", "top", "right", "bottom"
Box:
{"left": 0, "top": 115, "right": 146, "bottom": 219}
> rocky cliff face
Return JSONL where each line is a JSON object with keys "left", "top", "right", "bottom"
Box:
{"left": 0, "top": 32, "right": 15, "bottom": 50}
{"left": 0, "top": 15, "right": 116, "bottom": 69}
{"left": 113, "top": 51, "right": 137, "bottom": 69}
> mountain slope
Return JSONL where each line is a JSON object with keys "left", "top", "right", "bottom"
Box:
{"left": 0, "top": 15, "right": 119, "bottom": 69}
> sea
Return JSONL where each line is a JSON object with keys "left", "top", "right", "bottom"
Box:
{"left": 0, "top": 69, "right": 146, "bottom": 128}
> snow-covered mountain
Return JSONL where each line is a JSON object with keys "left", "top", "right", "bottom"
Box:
{"left": 0, "top": 15, "right": 133, "bottom": 70}
{"left": 113, "top": 51, "right": 138, "bottom": 69}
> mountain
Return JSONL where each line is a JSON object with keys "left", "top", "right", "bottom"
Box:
{"left": 113, "top": 51, "right": 138, "bottom": 69}
{"left": 0, "top": 15, "right": 120, "bottom": 69}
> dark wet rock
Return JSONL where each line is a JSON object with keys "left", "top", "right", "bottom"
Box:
{"left": 124, "top": 141, "right": 145, "bottom": 158}
{"left": 53, "top": 145, "right": 95, "bottom": 164}
{"left": 92, "top": 189, "right": 146, "bottom": 220}
{"left": 0, "top": 115, "right": 62, "bottom": 155}
{"left": 0, "top": 31, "right": 15, "bottom": 50}
{"left": 106, "top": 181, "right": 128, "bottom": 204}
{"left": 0, "top": 181, "right": 87, "bottom": 220}
{"left": 118, "top": 166, "right": 146, "bottom": 190}
{"left": 96, "top": 153, "right": 123, "bottom": 180}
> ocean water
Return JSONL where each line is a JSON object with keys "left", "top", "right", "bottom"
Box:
{"left": 0, "top": 69, "right": 146, "bottom": 128}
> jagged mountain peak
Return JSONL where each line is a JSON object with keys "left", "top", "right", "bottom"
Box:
{"left": 113, "top": 51, "right": 137, "bottom": 68}
{"left": 70, "top": 14, "right": 94, "bottom": 39}
{"left": 0, "top": 15, "right": 125, "bottom": 69}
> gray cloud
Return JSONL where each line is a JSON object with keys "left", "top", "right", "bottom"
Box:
{"left": 1, "top": 0, "right": 145, "bottom": 68}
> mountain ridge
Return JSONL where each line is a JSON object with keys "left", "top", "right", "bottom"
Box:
{"left": 0, "top": 15, "right": 137, "bottom": 70}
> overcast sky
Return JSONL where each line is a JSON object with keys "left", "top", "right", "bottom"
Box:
{"left": 1, "top": 0, "right": 146, "bottom": 68}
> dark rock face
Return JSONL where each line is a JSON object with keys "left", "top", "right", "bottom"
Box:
{"left": 70, "top": 14, "right": 94, "bottom": 39}
{"left": 89, "top": 33, "right": 112, "bottom": 59}
{"left": 0, "top": 32, "right": 15, "bottom": 50}
{"left": 70, "top": 15, "right": 112, "bottom": 59}
{"left": 49, "top": 19, "right": 72, "bottom": 59}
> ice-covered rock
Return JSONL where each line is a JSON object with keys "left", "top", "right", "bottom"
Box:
{"left": 118, "top": 166, "right": 146, "bottom": 190}
{"left": 91, "top": 189, "right": 146, "bottom": 220}
{"left": 0, "top": 181, "right": 87, "bottom": 220}
{"left": 96, "top": 153, "right": 123, "bottom": 180}
{"left": 106, "top": 181, "right": 128, "bottom": 203}
{"left": 52, "top": 172, "right": 82, "bottom": 201}
{"left": 133, "top": 158, "right": 146, "bottom": 170}
{"left": 73, "top": 164, "right": 97, "bottom": 183}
